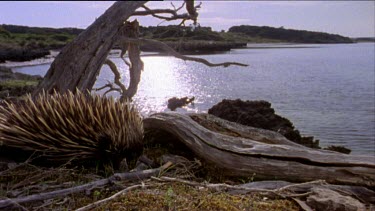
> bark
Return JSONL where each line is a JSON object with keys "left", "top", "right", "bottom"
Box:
{"left": 143, "top": 113, "right": 375, "bottom": 188}
{"left": 32, "top": 1, "right": 147, "bottom": 96}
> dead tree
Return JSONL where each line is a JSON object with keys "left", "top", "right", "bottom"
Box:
{"left": 33, "top": 1, "right": 248, "bottom": 100}
{"left": 32, "top": 1, "right": 146, "bottom": 96}
{"left": 93, "top": 1, "right": 247, "bottom": 101}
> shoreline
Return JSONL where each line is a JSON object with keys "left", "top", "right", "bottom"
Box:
{"left": 0, "top": 42, "right": 364, "bottom": 69}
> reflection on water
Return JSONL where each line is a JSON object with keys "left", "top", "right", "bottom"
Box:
{"left": 95, "top": 56, "right": 195, "bottom": 114}
{"left": 11, "top": 43, "right": 375, "bottom": 155}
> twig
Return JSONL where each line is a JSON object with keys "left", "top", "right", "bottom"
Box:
{"left": 123, "top": 38, "right": 249, "bottom": 67}
{"left": 6, "top": 200, "right": 28, "bottom": 211}
{"left": 133, "top": 5, "right": 190, "bottom": 22}
{"left": 0, "top": 162, "right": 173, "bottom": 209}
{"left": 171, "top": 2, "right": 185, "bottom": 12}
{"left": 151, "top": 176, "right": 330, "bottom": 201}
{"left": 276, "top": 180, "right": 327, "bottom": 192}
{"left": 75, "top": 184, "right": 146, "bottom": 211}
{"left": 151, "top": 176, "right": 276, "bottom": 194}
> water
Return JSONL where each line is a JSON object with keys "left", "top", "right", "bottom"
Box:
{"left": 11, "top": 43, "right": 375, "bottom": 156}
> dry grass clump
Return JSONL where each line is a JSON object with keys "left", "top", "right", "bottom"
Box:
{"left": 103, "top": 183, "right": 299, "bottom": 211}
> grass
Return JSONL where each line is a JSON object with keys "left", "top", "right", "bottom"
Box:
{"left": 0, "top": 79, "right": 41, "bottom": 99}
{"left": 0, "top": 32, "right": 75, "bottom": 50}
{"left": 220, "top": 32, "right": 283, "bottom": 43}
{"left": 0, "top": 79, "right": 39, "bottom": 88}
{"left": 103, "top": 183, "right": 299, "bottom": 211}
{"left": 0, "top": 162, "right": 300, "bottom": 210}
{"left": 0, "top": 130, "right": 300, "bottom": 210}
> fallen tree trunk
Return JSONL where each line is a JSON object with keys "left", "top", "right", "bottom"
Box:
{"left": 32, "top": 1, "right": 146, "bottom": 96}
{"left": 143, "top": 113, "right": 375, "bottom": 188}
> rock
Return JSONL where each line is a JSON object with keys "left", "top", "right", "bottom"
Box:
{"left": 306, "top": 187, "right": 366, "bottom": 211}
{"left": 167, "top": 96, "right": 195, "bottom": 111}
{"left": 208, "top": 99, "right": 320, "bottom": 148}
{"left": 0, "top": 47, "right": 50, "bottom": 63}
{"left": 208, "top": 99, "right": 352, "bottom": 153}
{"left": 0, "top": 66, "right": 42, "bottom": 82}
{"left": 161, "top": 154, "right": 190, "bottom": 165}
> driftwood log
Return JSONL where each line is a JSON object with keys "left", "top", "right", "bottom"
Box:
{"left": 143, "top": 113, "right": 375, "bottom": 188}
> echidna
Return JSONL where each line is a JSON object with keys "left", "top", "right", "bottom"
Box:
{"left": 0, "top": 89, "right": 143, "bottom": 169}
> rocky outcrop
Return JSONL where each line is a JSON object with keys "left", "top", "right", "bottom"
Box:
{"left": 208, "top": 99, "right": 351, "bottom": 153}
{"left": 306, "top": 188, "right": 366, "bottom": 211}
{"left": 167, "top": 96, "right": 195, "bottom": 111}
{"left": 0, "top": 46, "right": 49, "bottom": 63}
{"left": 0, "top": 66, "right": 42, "bottom": 81}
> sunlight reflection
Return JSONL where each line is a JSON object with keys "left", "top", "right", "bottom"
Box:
{"left": 93, "top": 56, "right": 197, "bottom": 115}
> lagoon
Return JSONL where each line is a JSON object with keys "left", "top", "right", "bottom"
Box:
{"left": 11, "top": 43, "right": 375, "bottom": 155}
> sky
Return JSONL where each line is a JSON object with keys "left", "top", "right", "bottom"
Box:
{"left": 0, "top": 1, "right": 374, "bottom": 38}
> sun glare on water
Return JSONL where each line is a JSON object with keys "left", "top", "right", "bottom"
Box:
{"left": 94, "top": 55, "right": 197, "bottom": 115}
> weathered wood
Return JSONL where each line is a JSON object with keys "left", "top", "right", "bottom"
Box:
{"left": 143, "top": 113, "right": 375, "bottom": 188}
{"left": 234, "top": 180, "right": 375, "bottom": 204}
{"left": 154, "top": 176, "right": 374, "bottom": 205}
{"left": 0, "top": 162, "right": 172, "bottom": 209}
{"left": 32, "top": 1, "right": 146, "bottom": 96}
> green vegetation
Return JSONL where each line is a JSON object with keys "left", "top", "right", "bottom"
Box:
{"left": 352, "top": 37, "right": 375, "bottom": 42}
{"left": 105, "top": 183, "right": 298, "bottom": 210}
{"left": 0, "top": 162, "right": 299, "bottom": 210}
{"left": 0, "top": 24, "right": 83, "bottom": 62}
{"left": 136, "top": 25, "right": 248, "bottom": 53}
{"left": 0, "top": 79, "right": 39, "bottom": 87}
{"left": 0, "top": 24, "right": 81, "bottom": 50}
{"left": 229, "top": 25, "right": 354, "bottom": 43}
{"left": 0, "top": 23, "right": 357, "bottom": 62}
{"left": 140, "top": 26, "right": 225, "bottom": 41}
{"left": 0, "top": 66, "right": 42, "bottom": 98}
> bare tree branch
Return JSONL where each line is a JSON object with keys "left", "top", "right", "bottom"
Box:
{"left": 93, "top": 82, "right": 121, "bottom": 96}
{"left": 104, "top": 59, "right": 127, "bottom": 95}
{"left": 124, "top": 38, "right": 249, "bottom": 67}
{"left": 132, "top": 5, "right": 191, "bottom": 21}
{"left": 75, "top": 184, "right": 147, "bottom": 211}
{"left": 171, "top": 2, "right": 185, "bottom": 11}
{"left": 0, "top": 162, "right": 173, "bottom": 209}
{"left": 132, "top": 1, "right": 198, "bottom": 25}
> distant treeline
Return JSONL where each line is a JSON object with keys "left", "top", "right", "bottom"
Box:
{"left": 228, "top": 25, "right": 353, "bottom": 43}
{"left": 1, "top": 24, "right": 84, "bottom": 36}
{"left": 351, "top": 37, "right": 375, "bottom": 42}
{"left": 0, "top": 23, "right": 361, "bottom": 62}
{"left": 0, "top": 24, "right": 85, "bottom": 62}
{"left": 139, "top": 26, "right": 226, "bottom": 41}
